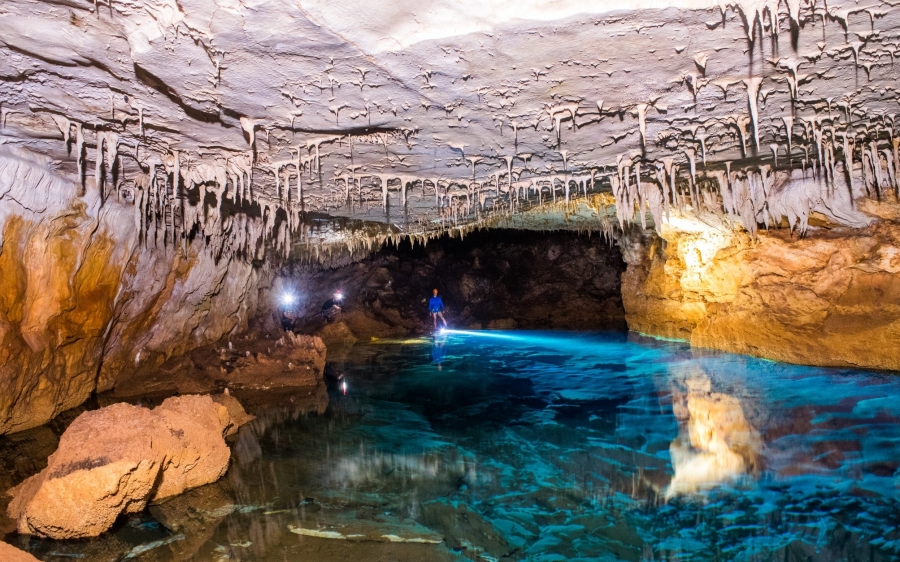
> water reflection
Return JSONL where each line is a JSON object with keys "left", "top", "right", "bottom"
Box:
{"left": 666, "top": 368, "right": 762, "bottom": 496}
{"left": 431, "top": 334, "right": 447, "bottom": 367}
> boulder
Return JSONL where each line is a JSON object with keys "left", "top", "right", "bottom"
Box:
{"left": 0, "top": 541, "right": 40, "bottom": 562}
{"left": 7, "top": 395, "right": 250, "bottom": 539}
{"left": 211, "top": 392, "right": 255, "bottom": 437}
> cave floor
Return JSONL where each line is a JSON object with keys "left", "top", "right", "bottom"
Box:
{"left": 5, "top": 331, "right": 900, "bottom": 561}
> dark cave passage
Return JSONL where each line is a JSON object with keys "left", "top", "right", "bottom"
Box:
{"left": 285, "top": 229, "right": 627, "bottom": 340}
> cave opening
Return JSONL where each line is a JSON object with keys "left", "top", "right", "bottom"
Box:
{"left": 281, "top": 229, "right": 628, "bottom": 341}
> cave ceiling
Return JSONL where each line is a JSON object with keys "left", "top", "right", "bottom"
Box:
{"left": 0, "top": 0, "right": 898, "bottom": 254}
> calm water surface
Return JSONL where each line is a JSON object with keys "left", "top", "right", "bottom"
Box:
{"left": 12, "top": 331, "right": 900, "bottom": 561}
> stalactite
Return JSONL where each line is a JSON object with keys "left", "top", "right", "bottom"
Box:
{"left": 743, "top": 77, "right": 763, "bottom": 154}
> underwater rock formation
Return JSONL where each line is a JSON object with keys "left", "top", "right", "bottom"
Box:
{"left": 6, "top": 394, "right": 251, "bottom": 539}
{"left": 621, "top": 209, "right": 900, "bottom": 370}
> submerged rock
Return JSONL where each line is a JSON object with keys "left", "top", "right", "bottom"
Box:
{"left": 0, "top": 541, "right": 39, "bottom": 562}
{"left": 419, "top": 501, "right": 515, "bottom": 560}
{"left": 6, "top": 394, "right": 251, "bottom": 539}
{"left": 148, "top": 480, "right": 237, "bottom": 556}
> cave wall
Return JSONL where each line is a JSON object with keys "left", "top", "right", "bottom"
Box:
{"left": 619, "top": 213, "right": 900, "bottom": 370}
{"left": 281, "top": 229, "right": 626, "bottom": 341}
{"left": 0, "top": 150, "right": 269, "bottom": 435}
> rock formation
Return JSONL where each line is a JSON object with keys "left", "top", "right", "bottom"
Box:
{"left": 1, "top": 0, "right": 900, "bottom": 433}
{"left": 621, "top": 206, "right": 900, "bottom": 370}
{"left": 283, "top": 229, "right": 625, "bottom": 342}
{"left": 0, "top": 149, "right": 270, "bottom": 435}
{"left": 223, "top": 333, "right": 326, "bottom": 390}
{"left": 112, "top": 331, "right": 328, "bottom": 398}
{"left": 6, "top": 394, "right": 251, "bottom": 539}
{"left": 0, "top": 541, "right": 40, "bottom": 562}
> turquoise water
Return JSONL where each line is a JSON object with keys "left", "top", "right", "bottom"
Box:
{"left": 14, "top": 331, "right": 900, "bottom": 561}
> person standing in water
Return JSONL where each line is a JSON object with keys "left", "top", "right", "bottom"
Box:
{"left": 429, "top": 288, "right": 448, "bottom": 330}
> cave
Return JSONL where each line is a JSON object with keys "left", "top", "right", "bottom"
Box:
{"left": 2, "top": 0, "right": 900, "bottom": 559}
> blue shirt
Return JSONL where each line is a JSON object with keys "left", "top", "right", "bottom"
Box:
{"left": 429, "top": 296, "right": 444, "bottom": 313}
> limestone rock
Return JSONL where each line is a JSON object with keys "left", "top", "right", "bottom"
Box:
{"left": 315, "top": 320, "right": 360, "bottom": 348}
{"left": 0, "top": 152, "right": 270, "bottom": 436}
{"left": 7, "top": 395, "right": 248, "bottom": 539}
{"left": 0, "top": 541, "right": 40, "bottom": 562}
{"left": 224, "top": 333, "right": 326, "bottom": 390}
{"left": 211, "top": 393, "right": 255, "bottom": 437}
{"left": 621, "top": 217, "right": 900, "bottom": 370}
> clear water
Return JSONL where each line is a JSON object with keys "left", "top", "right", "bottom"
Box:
{"left": 12, "top": 331, "right": 900, "bottom": 561}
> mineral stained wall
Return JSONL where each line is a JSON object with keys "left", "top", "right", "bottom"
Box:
{"left": 620, "top": 207, "right": 900, "bottom": 370}
{"left": 0, "top": 150, "right": 268, "bottom": 435}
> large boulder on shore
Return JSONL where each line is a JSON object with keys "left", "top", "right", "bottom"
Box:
{"left": 7, "top": 394, "right": 250, "bottom": 539}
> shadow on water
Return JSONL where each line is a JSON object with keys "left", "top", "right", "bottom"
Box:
{"left": 5, "top": 330, "right": 900, "bottom": 560}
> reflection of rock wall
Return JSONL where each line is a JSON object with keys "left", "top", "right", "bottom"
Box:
{"left": 668, "top": 371, "right": 761, "bottom": 496}
{"left": 620, "top": 213, "right": 900, "bottom": 370}
{"left": 0, "top": 150, "right": 269, "bottom": 435}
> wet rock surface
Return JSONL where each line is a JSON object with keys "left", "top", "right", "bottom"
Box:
{"left": 113, "top": 331, "right": 327, "bottom": 398}
{"left": 6, "top": 395, "right": 251, "bottom": 539}
{"left": 0, "top": 151, "right": 270, "bottom": 437}
{"left": 621, "top": 216, "right": 900, "bottom": 370}
{"left": 285, "top": 229, "right": 625, "bottom": 341}
{"left": 0, "top": 540, "right": 39, "bottom": 562}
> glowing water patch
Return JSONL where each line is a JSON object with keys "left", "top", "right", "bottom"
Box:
{"left": 637, "top": 331, "right": 688, "bottom": 343}
{"left": 441, "top": 329, "right": 522, "bottom": 340}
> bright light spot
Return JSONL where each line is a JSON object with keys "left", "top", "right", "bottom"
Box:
{"left": 441, "top": 329, "right": 521, "bottom": 340}
{"left": 281, "top": 293, "right": 296, "bottom": 306}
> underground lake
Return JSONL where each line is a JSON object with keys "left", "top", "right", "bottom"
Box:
{"left": 4, "top": 331, "right": 900, "bottom": 561}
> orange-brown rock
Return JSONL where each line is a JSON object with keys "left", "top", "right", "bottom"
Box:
{"left": 0, "top": 541, "right": 40, "bottom": 562}
{"left": 0, "top": 151, "right": 270, "bottom": 435}
{"left": 223, "top": 333, "right": 326, "bottom": 390}
{"left": 6, "top": 394, "right": 250, "bottom": 539}
{"left": 621, "top": 215, "right": 900, "bottom": 370}
{"left": 211, "top": 392, "right": 256, "bottom": 437}
{"left": 667, "top": 369, "right": 761, "bottom": 496}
